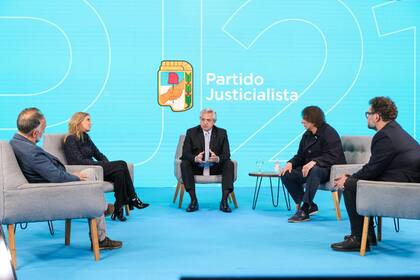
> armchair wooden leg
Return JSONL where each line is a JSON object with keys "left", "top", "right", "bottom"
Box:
{"left": 89, "top": 218, "right": 100, "bottom": 261}
{"left": 337, "top": 190, "right": 343, "bottom": 202}
{"left": 65, "top": 219, "right": 71, "bottom": 246}
{"left": 377, "top": 216, "right": 382, "bottom": 241}
{"left": 332, "top": 191, "right": 341, "bottom": 221}
{"left": 360, "top": 216, "right": 370, "bottom": 256}
{"left": 125, "top": 204, "right": 131, "bottom": 216}
{"left": 178, "top": 184, "right": 185, "bottom": 208}
{"left": 7, "top": 224, "right": 16, "bottom": 269}
{"left": 230, "top": 192, "right": 238, "bottom": 208}
{"left": 173, "top": 182, "right": 181, "bottom": 203}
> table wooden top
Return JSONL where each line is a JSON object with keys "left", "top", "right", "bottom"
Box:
{"left": 248, "top": 172, "right": 282, "bottom": 177}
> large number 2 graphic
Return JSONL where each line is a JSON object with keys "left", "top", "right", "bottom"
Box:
{"left": 223, "top": 0, "right": 363, "bottom": 160}
{"left": 373, "top": 1, "right": 418, "bottom": 139}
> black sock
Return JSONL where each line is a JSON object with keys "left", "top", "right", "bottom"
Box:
{"left": 222, "top": 190, "right": 229, "bottom": 203}
{"left": 188, "top": 188, "right": 197, "bottom": 203}
{"left": 301, "top": 202, "right": 310, "bottom": 213}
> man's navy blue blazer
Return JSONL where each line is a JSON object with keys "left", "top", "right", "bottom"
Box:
{"left": 351, "top": 121, "right": 420, "bottom": 182}
{"left": 10, "top": 133, "right": 79, "bottom": 183}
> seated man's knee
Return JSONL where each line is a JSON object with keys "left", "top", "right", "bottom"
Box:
{"left": 307, "top": 166, "right": 328, "bottom": 180}
{"left": 181, "top": 160, "right": 192, "bottom": 169}
{"left": 309, "top": 166, "right": 322, "bottom": 175}
{"left": 221, "top": 160, "right": 234, "bottom": 176}
{"left": 113, "top": 160, "right": 126, "bottom": 166}
{"left": 344, "top": 177, "right": 358, "bottom": 192}
{"left": 225, "top": 160, "right": 234, "bottom": 169}
{"left": 281, "top": 171, "right": 293, "bottom": 183}
{"left": 115, "top": 160, "right": 128, "bottom": 172}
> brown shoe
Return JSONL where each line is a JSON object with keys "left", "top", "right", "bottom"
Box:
{"left": 331, "top": 235, "right": 370, "bottom": 252}
{"left": 104, "top": 204, "right": 114, "bottom": 217}
{"left": 98, "top": 237, "right": 122, "bottom": 250}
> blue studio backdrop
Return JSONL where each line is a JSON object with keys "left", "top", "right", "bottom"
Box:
{"left": 0, "top": 0, "right": 419, "bottom": 188}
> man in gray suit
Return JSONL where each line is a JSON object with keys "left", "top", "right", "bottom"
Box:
{"left": 10, "top": 107, "right": 122, "bottom": 250}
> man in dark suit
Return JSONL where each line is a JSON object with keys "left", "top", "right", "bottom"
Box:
{"left": 281, "top": 106, "right": 346, "bottom": 222}
{"left": 180, "top": 108, "right": 234, "bottom": 213}
{"left": 10, "top": 107, "right": 122, "bottom": 250}
{"left": 331, "top": 97, "right": 420, "bottom": 252}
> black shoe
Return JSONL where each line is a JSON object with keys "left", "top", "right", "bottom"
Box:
{"left": 98, "top": 237, "right": 123, "bottom": 250}
{"left": 111, "top": 208, "right": 127, "bottom": 222}
{"left": 344, "top": 231, "right": 377, "bottom": 246}
{"left": 104, "top": 203, "right": 114, "bottom": 217}
{"left": 368, "top": 230, "right": 378, "bottom": 246}
{"left": 288, "top": 209, "right": 310, "bottom": 223}
{"left": 186, "top": 200, "right": 199, "bottom": 212}
{"left": 331, "top": 235, "right": 370, "bottom": 252}
{"left": 129, "top": 197, "right": 150, "bottom": 210}
{"left": 219, "top": 200, "right": 232, "bottom": 213}
{"left": 308, "top": 203, "right": 319, "bottom": 216}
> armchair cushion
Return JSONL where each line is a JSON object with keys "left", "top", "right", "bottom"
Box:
{"left": 0, "top": 141, "right": 28, "bottom": 190}
{"left": 2, "top": 180, "right": 107, "bottom": 224}
{"left": 341, "top": 136, "right": 372, "bottom": 164}
{"left": 356, "top": 180, "right": 420, "bottom": 219}
{"left": 43, "top": 133, "right": 68, "bottom": 164}
{"left": 65, "top": 165, "right": 104, "bottom": 181}
{"left": 321, "top": 164, "right": 365, "bottom": 190}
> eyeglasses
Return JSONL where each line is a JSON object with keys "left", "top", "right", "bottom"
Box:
{"left": 365, "top": 111, "right": 376, "bottom": 118}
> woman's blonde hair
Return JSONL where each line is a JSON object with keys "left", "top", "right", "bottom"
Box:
{"left": 68, "top": 112, "right": 90, "bottom": 140}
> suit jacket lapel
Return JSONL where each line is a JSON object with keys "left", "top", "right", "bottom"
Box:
{"left": 210, "top": 126, "right": 217, "bottom": 151}
{"left": 197, "top": 126, "right": 205, "bottom": 151}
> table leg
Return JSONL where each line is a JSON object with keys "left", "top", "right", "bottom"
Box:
{"left": 252, "top": 176, "right": 263, "bottom": 210}
{"left": 280, "top": 180, "right": 291, "bottom": 211}
{"left": 269, "top": 177, "right": 280, "bottom": 207}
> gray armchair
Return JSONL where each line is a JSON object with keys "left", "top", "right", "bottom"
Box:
{"left": 173, "top": 135, "right": 238, "bottom": 208}
{"left": 357, "top": 180, "right": 420, "bottom": 256}
{"left": 319, "top": 136, "right": 372, "bottom": 220}
{"left": 43, "top": 133, "right": 134, "bottom": 215}
{"left": 0, "top": 141, "right": 107, "bottom": 269}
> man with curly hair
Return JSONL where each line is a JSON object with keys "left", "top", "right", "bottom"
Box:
{"left": 331, "top": 96, "right": 420, "bottom": 252}
{"left": 281, "top": 106, "right": 346, "bottom": 223}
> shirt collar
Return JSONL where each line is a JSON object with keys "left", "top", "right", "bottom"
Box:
{"left": 203, "top": 129, "right": 212, "bottom": 136}
{"left": 13, "top": 133, "right": 35, "bottom": 145}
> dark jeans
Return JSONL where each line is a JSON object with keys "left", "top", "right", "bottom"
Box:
{"left": 98, "top": 160, "right": 137, "bottom": 209}
{"left": 343, "top": 177, "right": 374, "bottom": 238}
{"left": 180, "top": 160, "right": 234, "bottom": 192}
{"left": 281, "top": 166, "right": 330, "bottom": 205}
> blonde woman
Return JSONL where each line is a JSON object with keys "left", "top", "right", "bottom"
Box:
{"left": 64, "top": 112, "right": 149, "bottom": 222}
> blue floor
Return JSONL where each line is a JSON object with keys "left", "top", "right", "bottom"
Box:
{"left": 8, "top": 187, "right": 420, "bottom": 279}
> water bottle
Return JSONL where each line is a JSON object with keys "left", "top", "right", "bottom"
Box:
{"left": 274, "top": 161, "right": 281, "bottom": 174}
{"left": 256, "top": 160, "right": 264, "bottom": 172}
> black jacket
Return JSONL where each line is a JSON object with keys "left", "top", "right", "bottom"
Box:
{"left": 289, "top": 123, "right": 346, "bottom": 169}
{"left": 63, "top": 133, "right": 109, "bottom": 165}
{"left": 181, "top": 125, "right": 231, "bottom": 164}
{"left": 351, "top": 121, "right": 420, "bottom": 182}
